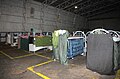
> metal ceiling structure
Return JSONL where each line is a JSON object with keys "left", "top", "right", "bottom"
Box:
{"left": 34, "top": 0, "right": 120, "bottom": 17}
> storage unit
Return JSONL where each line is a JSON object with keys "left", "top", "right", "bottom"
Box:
{"left": 73, "top": 31, "right": 87, "bottom": 55}
{"left": 67, "top": 37, "right": 84, "bottom": 58}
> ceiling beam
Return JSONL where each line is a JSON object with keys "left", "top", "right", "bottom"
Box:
{"left": 86, "top": 8, "right": 116, "bottom": 18}
{"left": 56, "top": 0, "right": 70, "bottom": 8}
{"left": 62, "top": 0, "right": 83, "bottom": 10}
{"left": 56, "top": 0, "right": 83, "bottom": 9}
{"left": 66, "top": 0, "right": 91, "bottom": 13}
{"left": 80, "top": 0, "right": 120, "bottom": 16}
{"left": 75, "top": 0, "right": 104, "bottom": 14}
{"left": 50, "top": 0, "right": 58, "bottom": 5}
{"left": 42, "top": 0, "right": 46, "bottom": 4}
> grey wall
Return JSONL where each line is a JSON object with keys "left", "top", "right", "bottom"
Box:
{"left": 87, "top": 9, "right": 120, "bottom": 31}
{"left": 0, "top": 0, "right": 86, "bottom": 32}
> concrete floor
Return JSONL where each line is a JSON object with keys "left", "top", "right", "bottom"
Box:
{"left": 0, "top": 43, "right": 115, "bottom": 79}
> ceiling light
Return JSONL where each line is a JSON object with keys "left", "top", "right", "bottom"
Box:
{"left": 75, "top": 6, "right": 78, "bottom": 9}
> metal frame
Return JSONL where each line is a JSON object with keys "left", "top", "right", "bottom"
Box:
{"left": 42, "top": 0, "right": 58, "bottom": 5}
{"left": 50, "top": 0, "right": 58, "bottom": 5}
{"left": 81, "top": 1, "right": 120, "bottom": 17}
{"left": 36, "top": 0, "right": 120, "bottom": 16}
{"left": 74, "top": 0, "right": 104, "bottom": 14}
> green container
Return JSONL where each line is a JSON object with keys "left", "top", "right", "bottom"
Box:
{"left": 20, "top": 38, "right": 29, "bottom": 51}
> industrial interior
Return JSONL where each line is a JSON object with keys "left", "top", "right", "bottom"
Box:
{"left": 0, "top": 0, "right": 120, "bottom": 79}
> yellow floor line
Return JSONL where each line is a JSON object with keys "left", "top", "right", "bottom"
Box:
{"left": 30, "top": 60, "right": 54, "bottom": 68}
{"left": 35, "top": 54, "right": 51, "bottom": 60}
{"left": 92, "top": 77, "right": 96, "bottom": 79}
{"left": 0, "top": 51, "right": 14, "bottom": 59}
{"left": 14, "top": 53, "right": 34, "bottom": 59}
{"left": 28, "top": 67, "right": 51, "bottom": 79}
{"left": 27, "top": 60, "right": 53, "bottom": 79}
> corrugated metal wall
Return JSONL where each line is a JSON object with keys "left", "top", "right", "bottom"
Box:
{"left": 87, "top": 10, "right": 120, "bottom": 30}
{"left": 0, "top": 0, "right": 86, "bottom": 32}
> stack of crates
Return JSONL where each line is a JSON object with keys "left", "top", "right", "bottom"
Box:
{"left": 67, "top": 37, "right": 84, "bottom": 58}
